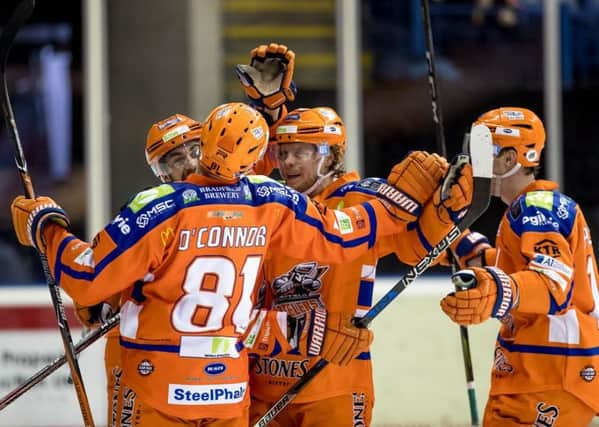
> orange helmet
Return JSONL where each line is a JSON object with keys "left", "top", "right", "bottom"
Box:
{"left": 275, "top": 107, "right": 346, "bottom": 156}
{"left": 146, "top": 114, "right": 202, "bottom": 180}
{"left": 200, "top": 103, "right": 269, "bottom": 181}
{"left": 474, "top": 107, "right": 545, "bottom": 167}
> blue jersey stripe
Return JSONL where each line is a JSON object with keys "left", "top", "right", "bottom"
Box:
{"left": 54, "top": 235, "right": 77, "bottom": 283}
{"left": 498, "top": 335, "right": 599, "bottom": 356}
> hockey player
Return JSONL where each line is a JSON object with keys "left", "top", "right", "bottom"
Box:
{"left": 441, "top": 107, "right": 599, "bottom": 426}
{"left": 11, "top": 102, "right": 472, "bottom": 425}
{"left": 247, "top": 106, "right": 475, "bottom": 426}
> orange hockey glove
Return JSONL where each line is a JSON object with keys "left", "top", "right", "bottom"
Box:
{"left": 380, "top": 151, "right": 448, "bottom": 223}
{"left": 11, "top": 195, "right": 70, "bottom": 253}
{"left": 236, "top": 43, "right": 297, "bottom": 111}
{"left": 440, "top": 267, "right": 519, "bottom": 325}
{"left": 321, "top": 312, "right": 373, "bottom": 366}
{"left": 433, "top": 155, "right": 473, "bottom": 225}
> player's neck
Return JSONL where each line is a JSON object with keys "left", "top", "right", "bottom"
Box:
{"left": 500, "top": 172, "right": 535, "bottom": 205}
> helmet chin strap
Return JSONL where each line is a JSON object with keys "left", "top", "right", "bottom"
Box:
{"left": 303, "top": 156, "right": 334, "bottom": 197}
{"left": 494, "top": 162, "right": 521, "bottom": 179}
{"left": 491, "top": 162, "right": 521, "bottom": 196}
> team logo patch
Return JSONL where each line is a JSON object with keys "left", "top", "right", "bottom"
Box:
{"left": 137, "top": 359, "right": 154, "bottom": 376}
{"left": 493, "top": 347, "right": 514, "bottom": 374}
{"left": 533, "top": 239, "right": 561, "bottom": 257}
{"left": 182, "top": 189, "right": 198, "bottom": 204}
{"left": 580, "top": 365, "right": 596, "bottom": 382}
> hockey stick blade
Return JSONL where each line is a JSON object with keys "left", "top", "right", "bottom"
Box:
{"left": 253, "top": 140, "right": 493, "bottom": 427}
{"left": 1, "top": 1, "right": 95, "bottom": 425}
{"left": 0, "top": 313, "right": 120, "bottom": 411}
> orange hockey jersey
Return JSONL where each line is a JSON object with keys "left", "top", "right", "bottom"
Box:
{"left": 250, "top": 171, "right": 454, "bottom": 403}
{"left": 44, "top": 173, "right": 405, "bottom": 420}
{"left": 489, "top": 180, "right": 599, "bottom": 412}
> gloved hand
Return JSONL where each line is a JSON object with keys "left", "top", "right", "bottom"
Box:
{"left": 437, "top": 229, "right": 491, "bottom": 268}
{"left": 380, "top": 150, "right": 449, "bottom": 223}
{"left": 236, "top": 43, "right": 297, "bottom": 111}
{"left": 440, "top": 267, "right": 519, "bottom": 325}
{"left": 74, "top": 300, "right": 118, "bottom": 328}
{"left": 11, "top": 195, "right": 70, "bottom": 253}
{"left": 321, "top": 312, "right": 373, "bottom": 366}
{"left": 433, "top": 155, "right": 473, "bottom": 225}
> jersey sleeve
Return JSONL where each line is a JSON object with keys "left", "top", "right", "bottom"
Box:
{"left": 249, "top": 177, "right": 404, "bottom": 264}
{"left": 44, "top": 184, "right": 178, "bottom": 306}
{"left": 504, "top": 192, "right": 578, "bottom": 314}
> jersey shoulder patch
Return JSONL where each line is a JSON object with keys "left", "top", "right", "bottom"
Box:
{"left": 128, "top": 184, "right": 176, "bottom": 213}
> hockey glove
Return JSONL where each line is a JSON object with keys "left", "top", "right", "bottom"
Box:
{"left": 433, "top": 155, "right": 473, "bottom": 225}
{"left": 236, "top": 43, "right": 297, "bottom": 111}
{"left": 11, "top": 195, "right": 70, "bottom": 253}
{"left": 321, "top": 312, "right": 373, "bottom": 366}
{"left": 74, "top": 294, "right": 120, "bottom": 328}
{"left": 380, "top": 151, "right": 449, "bottom": 223}
{"left": 440, "top": 267, "right": 519, "bottom": 325}
{"left": 244, "top": 308, "right": 328, "bottom": 357}
{"left": 437, "top": 229, "right": 491, "bottom": 268}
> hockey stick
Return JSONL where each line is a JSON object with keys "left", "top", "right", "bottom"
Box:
{"left": 252, "top": 126, "right": 493, "bottom": 427}
{"left": 420, "top": 2, "right": 480, "bottom": 425}
{"left": 0, "top": 1, "right": 95, "bottom": 425}
{"left": 0, "top": 313, "right": 120, "bottom": 411}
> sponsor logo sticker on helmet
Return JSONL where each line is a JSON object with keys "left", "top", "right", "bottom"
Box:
{"left": 251, "top": 126, "right": 264, "bottom": 140}
{"left": 501, "top": 110, "right": 525, "bottom": 120}
{"left": 324, "top": 125, "right": 341, "bottom": 135}
{"left": 138, "top": 359, "right": 154, "bottom": 376}
{"left": 162, "top": 125, "right": 190, "bottom": 142}
{"left": 157, "top": 115, "right": 181, "bottom": 130}
{"left": 215, "top": 106, "right": 231, "bottom": 119}
{"left": 284, "top": 113, "right": 300, "bottom": 121}
{"left": 495, "top": 126, "right": 520, "bottom": 137}
{"left": 317, "top": 144, "right": 330, "bottom": 155}
{"left": 276, "top": 125, "right": 298, "bottom": 134}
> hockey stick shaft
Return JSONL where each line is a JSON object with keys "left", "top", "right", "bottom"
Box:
{"left": 0, "top": 313, "right": 120, "bottom": 411}
{"left": 420, "top": 2, "right": 479, "bottom": 425}
{"left": 420, "top": 0, "right": 446, "bottom": 158}
{"left": 0, "top": 2, "right": 95, "bottom": 425}
{"left": 253, "top": 175, "right": 492, "bottom": 427}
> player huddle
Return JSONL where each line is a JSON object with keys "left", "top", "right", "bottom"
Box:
{"left": 9, "top": 44, "right": 599, "bottom": 427}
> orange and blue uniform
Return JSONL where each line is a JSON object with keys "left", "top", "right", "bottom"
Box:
{"left": 43, "top": 173, "right": 406, "bottom": 423}
{"left": 250, "top": 171, "right": 453, "bottom": 426}
{"left": 483, "top": 180, "right": 599, "bottom": 426}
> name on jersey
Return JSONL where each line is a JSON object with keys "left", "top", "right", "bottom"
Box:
{"left": 178, "top": 226, "right": 267, "bottom": 250}
{"left": 168, "top": 382, "right": 246, "bottom": 405}
{"left": 253, "top": 357, "right": 309, "bottom": 379}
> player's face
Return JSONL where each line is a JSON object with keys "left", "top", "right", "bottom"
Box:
{"left": 275, "top": 142, "right": 321, "bottom": 193}
{"left": 160, "top": 141, "right": 200, "bottom": 181}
